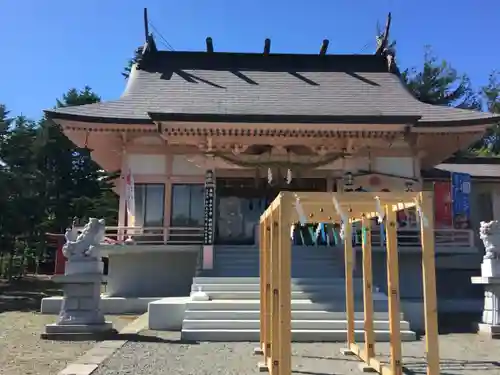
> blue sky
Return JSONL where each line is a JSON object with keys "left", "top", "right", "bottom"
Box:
{"left": 2, "top": 0, "right": 499, "bottom": 120}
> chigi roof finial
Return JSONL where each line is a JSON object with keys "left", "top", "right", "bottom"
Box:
{"left": 143, "top": 8, "right": 149, "bottom": 42}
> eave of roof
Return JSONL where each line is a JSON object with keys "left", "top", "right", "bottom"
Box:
{"left": 44, "top": 47, "right": 500, "bottom": 128}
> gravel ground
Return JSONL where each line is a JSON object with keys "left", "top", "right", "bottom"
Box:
{"left": 0, "top": 312, "right": 134, "bottom": 375}
{"left": 94, "top": 331, "right": 500, "bottom": 375}
{"left": 0, "top": 275, "right": 136, "bottom": 375}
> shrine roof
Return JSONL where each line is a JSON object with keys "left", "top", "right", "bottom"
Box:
{"left": 45, "top": 47, "right": 500, "bottom": 128}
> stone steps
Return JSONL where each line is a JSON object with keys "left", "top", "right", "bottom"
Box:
{"left": 183, "top": 319, "right": 411, "bottom": 330}
{"left": 179, "top": 246, "right": 416, "bottom": 342}
{"left": 189, "top": 290, "right": 388, "bottom": 301}
{"left": 181, "top": 329, "right": 416, "bottom": 342}
{"left": 184, "top": 310, "right": 404, "bottom": 320}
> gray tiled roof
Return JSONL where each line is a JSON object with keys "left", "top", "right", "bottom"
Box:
{"left": 47, "top": 51, "right": 500, "bottom": 126}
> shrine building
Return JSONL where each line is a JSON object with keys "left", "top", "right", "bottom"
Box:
{"left": 43, "top": 29, "right": 500, "bottom": 336}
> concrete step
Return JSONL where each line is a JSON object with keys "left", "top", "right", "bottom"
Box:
{"left": 182, "top": 319, "right": 411, "bottom": 331}
{"left": 191, "top": 283, "right": 377, "bottom": 293}
{"left": 186, "top": 300, "right": 389, "bottom": 312}
{"left": 214, "top": 270, "right": 344, "bottom": 278}
{"left": 181, "top": 329, "right": 416, "bottom": 342}
{"left": 193, "top": 277, "right": 360, "bottom": 285}
{"left": 189, "top": 290, "right": 387, "bottom": 301}
{"left": 184, "top": 310, "right": 404, "bottom": 321}
{"left": 215, "top": 257, "right": 342, "bottom": 265}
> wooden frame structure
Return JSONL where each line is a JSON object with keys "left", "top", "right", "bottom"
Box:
{"left": 255, "top": 191, "right": 440, "bottom": 375}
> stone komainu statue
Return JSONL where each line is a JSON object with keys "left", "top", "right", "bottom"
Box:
{"left": 479, "top": 221, "right": 500, "bottom": 260}
{"left": 62, "top": 218, "right": 106, "bottom": 259}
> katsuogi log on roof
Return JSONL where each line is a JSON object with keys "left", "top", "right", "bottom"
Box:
{"left": 45, "top": 35, "right": 500, "bottom": 129}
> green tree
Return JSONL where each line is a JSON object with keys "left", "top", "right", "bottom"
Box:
{"left": 37, "top": 87, "right": 118, "bottom": 234}
{"left": 122, "top": 47, "right": 143, "bottom": 79}
{"left": 0, "top": 113, "right": 44, "bottom": 278}
{"left": 401, "top": 48, "right": 481, "bottom": 109}
{"left": 473, "top": 71, "right": 500, "bottom": 155}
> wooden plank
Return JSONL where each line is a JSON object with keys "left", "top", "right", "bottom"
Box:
{"left": 419, "top": 192, "right": 441, "bottom": 375}
{"left": 278, "top": 194, "right": 292, "bottom": 375}
{"left": 269, "top": 208, "right": 280, "bottom": 375}
{"left": 361, "top": 216, "right": 375, "bottom": 359}
{"left": 344, "top": 220, "right": 355, "bottom": 346}
{"left": 292, "top": 191, "right": 418, "bottom": 203}
{"left": 384, "top": 206, "right": 403, "bottom": 375}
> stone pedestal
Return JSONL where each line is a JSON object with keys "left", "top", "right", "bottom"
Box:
{"left": 471, "top": 276, "right": 500, "bottom": 339}
{"left": 42, "top": 258, "right": 115, "bottom": 339}
{"left": 481, "top": 259, "right": 500, "bottom": 278}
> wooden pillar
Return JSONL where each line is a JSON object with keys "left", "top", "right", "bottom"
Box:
{"left": 384, "top": 206, "right": 403, "bottom": 375}
{"left": 278, "top": 194, "right": 292, "bottom": 375}
{"left": 419, "top": 192, "right": 440, "bottom": 375}
{"left": 269, "top": 209, "right": 280, "bottom": 375}
{"left": 259, "top": 218, "right": 271, "bottom": 357}
{"left": 361, "top": 216, "right": 375, "bottom": 359}
{"left": 344, "top": 220, "right": 355, "bottom": 346}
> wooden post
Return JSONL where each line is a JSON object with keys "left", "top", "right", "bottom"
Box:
{"left": 258, "top": 219, "right": 270, "bottom": 357}
{"left": 384, "top": 206, "right": 403, "bottom": 375}
{"left": 269, "top": 209, "right": 281, "bottom": 375}
{"left": 361, "top": 216, "right": 375, "bottom": 359}
{"left": 344, "top": 220, "right": 355, "bottom": 346}
{"left": 419, "top": 192, "right": 440, "bottom": 375}
{"left": 278, "top": 194, "right": 292, "bottom": 375}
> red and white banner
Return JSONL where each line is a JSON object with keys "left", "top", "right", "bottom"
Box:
{"left": 434, "top": 181, "right": 453, "bottom": 228}
{"left": 125, "top": 166, "right": 136, "bottom": 232}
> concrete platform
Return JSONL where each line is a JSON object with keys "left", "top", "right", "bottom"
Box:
{"left": 148, "top": 297, "right": 190, "bottom": 330}
{"left": 40, "top": 296, "right": 163, "bottom": 315}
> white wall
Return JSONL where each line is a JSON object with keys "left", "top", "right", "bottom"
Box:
{"left": 171, "top": 155, "right": 205, "bottom": 176}
{"left": 128, "top": 154, "right": 167, "bottom": 175}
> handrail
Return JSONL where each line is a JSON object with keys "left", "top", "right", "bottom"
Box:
{"left": 75, "top": 226, "right": 204, "bottom": 245}
{"left": 356, "top": 228, "right": 474, "bottom": 248}
{"left": 79, "top": 225, "right": 473, "bottom": 248}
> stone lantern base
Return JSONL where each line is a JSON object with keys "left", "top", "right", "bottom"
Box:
{"left": 471, "top": 275, "right": 500, "bottom": 339}
{"left": 41, "top": 259, "right": 116, "bottom": 340}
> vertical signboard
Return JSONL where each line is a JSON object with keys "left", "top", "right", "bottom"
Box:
{"left": 451, "top": 172, "right": 471, "bottom": 229}
{"left": 434, "top": 181, "right": 453, "bottom": 228}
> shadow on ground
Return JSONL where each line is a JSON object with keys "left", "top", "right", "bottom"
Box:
{"left": 295, "top": 354, "right": 500, "bottom": 375}
{"left": 0, "top": 275, "right": 62, "bottom": 313}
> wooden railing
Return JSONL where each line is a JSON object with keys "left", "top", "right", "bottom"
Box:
{"left": 291, "top": 226, "right": 475, "bottom": 248}
{"left": 91, "top": 226, "right": 474, "bottom": 248}
{"left": 93, "top": 226, "right": 204, "bottom": 245}
{"left": 368, "top": 228, "right": 474, "bottom": 248}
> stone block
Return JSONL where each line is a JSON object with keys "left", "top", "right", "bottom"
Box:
{"left": 65, "top": 284, "right": 97, "bottom": 297}
{"left": 78, "top": 297, "right": 100, "bottom": 311}
{"left": 481, "top": 259, "right": 500, "bottom": 278}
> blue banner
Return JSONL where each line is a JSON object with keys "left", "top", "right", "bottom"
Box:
{"left": 451, "top": 172, "right": 471, "bottom": 229}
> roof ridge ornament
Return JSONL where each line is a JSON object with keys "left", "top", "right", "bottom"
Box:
{"left": 375, "top": 12, "right": 400, "bottom": 75}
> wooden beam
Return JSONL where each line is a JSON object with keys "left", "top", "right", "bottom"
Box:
{"left": 419, "top": 192, "right": 441, "bottom": 375}
{"left": 361, "top": 216, "right": 375, "bottom": 359}
{"left": 384, "top": 206, "right": 403, "bottom": 375}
